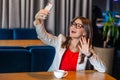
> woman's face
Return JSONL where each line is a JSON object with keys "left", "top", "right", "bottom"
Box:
{"left": 70, "top": 18, "right": 86, "bottom": 39}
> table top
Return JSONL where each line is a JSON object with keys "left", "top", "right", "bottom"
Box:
{"left": 0, "top": 70, "right": 116, "bottom": 80}
{"left": 0, "top": 40, "right": 45, "bottom": 47}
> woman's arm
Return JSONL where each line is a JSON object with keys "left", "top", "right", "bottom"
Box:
{"left": 33, "top": 9, "right": 58, "bottom": 47}
{"left": 88, "top": 48, "right": 106, "bottom": 72}
{"left": 78, "top": 37, "right": 106, "bottom": 72}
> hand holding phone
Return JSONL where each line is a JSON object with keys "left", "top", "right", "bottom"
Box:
{"left": 35, "top": 2, "right": 53, "bottom": 20}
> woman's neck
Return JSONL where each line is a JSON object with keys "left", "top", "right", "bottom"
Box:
{"left": 69, "top": 39, "right": 80, "bottom": 52}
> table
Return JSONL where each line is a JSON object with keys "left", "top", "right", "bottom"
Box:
{"left": 0, "top": 70, "right": 116, "bottom": 80}
{"left": 0, "top": 40, "right": 45, "bottom": 47}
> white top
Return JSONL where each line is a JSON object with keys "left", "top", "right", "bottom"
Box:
{"left": 35, "top": 24, "right": 106, "bottom": 72}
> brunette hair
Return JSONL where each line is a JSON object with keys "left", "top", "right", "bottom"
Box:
{"left": 61, "top": 16, "right": 93, "bottom": 63}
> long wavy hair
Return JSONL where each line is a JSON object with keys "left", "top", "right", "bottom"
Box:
{"left": 61, "top": 16, "right": 93, "bottom": 64}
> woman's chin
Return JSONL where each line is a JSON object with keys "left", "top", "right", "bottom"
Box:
{"left": 70, "top": 35, "right": 80, "bottom": 39}
{"left": 70, "top": 35, "right": 75, "bottom": 38}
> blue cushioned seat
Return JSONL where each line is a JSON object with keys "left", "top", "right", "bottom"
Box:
{"left": 0, "top": 29, "right": 13, "bottom": 39}
{"left": 0, "top": 49, "right": 31, "bottom": 73}
{"left": 13, "top": 28, "right": 38, "bottom": 40}
{"left": 29, "top": 46, "right": 55, "bottom": 72}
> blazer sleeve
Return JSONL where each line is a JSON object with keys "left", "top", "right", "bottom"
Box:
{"left": 35, "top": 24, "right": 65, "bottom": 47}
{"left": 89, "top": 54, "right": 106, "bottom": 72}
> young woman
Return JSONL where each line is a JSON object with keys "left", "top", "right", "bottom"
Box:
{"left": 34, "top": 9, "right": 106, "bottom": 72}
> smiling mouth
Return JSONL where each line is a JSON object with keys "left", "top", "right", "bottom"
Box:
{"left": 71, "top": 30, "right": 76, "bottom": 33}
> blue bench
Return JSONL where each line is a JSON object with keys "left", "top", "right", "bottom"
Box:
{"left": 13, "top": 28, "right": 38, "bottom": 40}
{"left": 0, "top": 28, "right": 38, "bottom": 40}
{"left": 0, "top": 29, "right": 13, "bottom": 40}
{"left": 0, "top": 49, "right": 31, "bottom": 73}
{"left": 0, "top": 46, "right": 55, "bottom": 73}
{"left": 29, "top": 46, "right": 55, "bottom": 72}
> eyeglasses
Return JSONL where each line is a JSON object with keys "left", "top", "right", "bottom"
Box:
{"left": 71, "top": 22, "right": 84, "bottom": 29}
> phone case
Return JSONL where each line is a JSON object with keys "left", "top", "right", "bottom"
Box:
{"left": 44, "top": 3, "right": 53, "bottom": 11}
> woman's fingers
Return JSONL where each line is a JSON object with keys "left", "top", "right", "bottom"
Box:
{"left": 79, "top": 37, "right": 91, "bottom": 54}
{"left": 88, "top": 38, "right": 90, "bottom": 47}
{"left": 79, "top": 37, "right": 83, "bottom": 45}
{"left": 82, "top": 36, "right": 87, "bottom": 44}
{"left": 35, "top": 9, "right": 49, "bottom": 19}
{"left": 39, "top": 9, "right": 49, "bottom": 16}
{"left": 78, "top": 45, "right": 81, "bottom": 50}
{"left": 80, "top": 36, "right": 87, "bottom": 45}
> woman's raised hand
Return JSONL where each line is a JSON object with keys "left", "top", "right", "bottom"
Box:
{"left": 78, "top": 36, "right": 91, "bottom": 56}
{"left": 35, "top": 9, "right": 49, "bottom": 20}
{"left": 34, "top": 9, "right": 49, "bottom": 26}
{"left": 34, "top": 3, "right": 52, "bottom": 26}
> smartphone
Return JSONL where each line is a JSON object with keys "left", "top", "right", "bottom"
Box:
{"left": 44, "top": 2, "right": 53, "bottom": 11}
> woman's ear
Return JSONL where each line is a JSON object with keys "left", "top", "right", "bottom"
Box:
{"left": 82, "top": 32, "right": 87, "bottom": 38}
